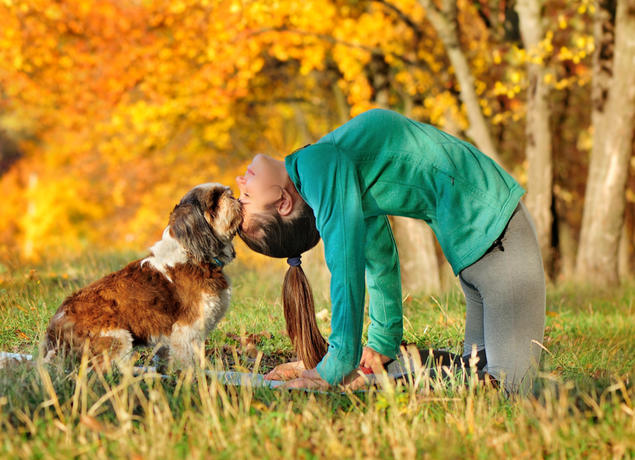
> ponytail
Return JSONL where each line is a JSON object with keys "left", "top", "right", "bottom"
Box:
{"left": 237, "top": 187, "right": 325, "bottom": 368}
{"left": 282, "top": 260, "right": 327, "bottom": 369}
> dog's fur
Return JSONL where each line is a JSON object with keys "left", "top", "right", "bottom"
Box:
{"left": 42, "top": 183, "right": 242, "bottom": 369}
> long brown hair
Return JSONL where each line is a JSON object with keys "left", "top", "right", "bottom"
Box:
{"left": 238, "top": 200, "right": 327, "bottom": 368}
{"left": 282, "top": 263, "right": 327, "bottom": 368}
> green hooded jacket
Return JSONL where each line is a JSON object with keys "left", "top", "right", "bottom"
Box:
{"left": 284, "top": 108, "right": 524, "bottom": 385}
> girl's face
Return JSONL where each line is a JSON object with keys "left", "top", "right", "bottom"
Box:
{"left": 235, "top": 154, "right": 285, "bottom": 231}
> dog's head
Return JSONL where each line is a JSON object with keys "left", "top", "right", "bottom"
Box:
{"left": 168, "top": 183, "right": 243, "bottom": 266}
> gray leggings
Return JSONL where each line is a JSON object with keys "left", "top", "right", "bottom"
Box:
{"left": 459, "top": 200, "right": 546, "bottom": 395}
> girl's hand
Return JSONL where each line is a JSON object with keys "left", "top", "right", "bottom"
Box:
{"left": 359, "top": 346, "right": 392, "bottom": 374}
{"left": 338, "top": 347, "right": 393, "bottom": 390}
{"left": 342, "top": 368, "right": 371, "bottom": 390}
{"left": 282, "top": 368, "right": 330, "bottom": 390}
{"left": 264, "top": 360, "right": 305, "bottom": 380}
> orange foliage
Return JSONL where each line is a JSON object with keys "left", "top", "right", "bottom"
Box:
{"left": 0, "top": 0, "right": 596, "bottom": 262}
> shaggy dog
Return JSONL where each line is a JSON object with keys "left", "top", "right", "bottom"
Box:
{"left": 42, "top": 183, "right": 242, "bottom": 370}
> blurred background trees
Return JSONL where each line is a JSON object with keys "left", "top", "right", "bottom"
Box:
{"left": 0, "top": 0, "right": 633, "bottom": 288}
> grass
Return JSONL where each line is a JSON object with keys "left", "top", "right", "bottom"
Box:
{"left": 0, "top": 251, "right": 633, "bottom": 459}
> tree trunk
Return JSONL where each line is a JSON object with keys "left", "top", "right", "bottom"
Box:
{"left": 618, "top": 220, "right": 632, "bottom": 281}
{"left": 332, "top": 82, "right": 350, "bottom": 125}
{"left": 0, "top": 130, "right": 23, "bottom": 177}
{"left": 516, "top": 0, "right": 554, "bottom": 272}
{"left": 557, "top": 217, "right": 577, "bottom": 280}
{"left": 576, "top": 0, "right": 635, "bottom": 285}
{"left": 417, "top": 0, "right": 501, "bottom": 163}
{"left": 389, "top": 216, "right": 441, "bottom": 294}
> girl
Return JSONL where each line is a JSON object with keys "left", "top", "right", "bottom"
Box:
{"left": 236, "top": 108, "right": 545, "bottom": 395}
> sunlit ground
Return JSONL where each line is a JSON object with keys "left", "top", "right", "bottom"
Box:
{"left": 0, "top": 251, "right": 632, "bottom": 458}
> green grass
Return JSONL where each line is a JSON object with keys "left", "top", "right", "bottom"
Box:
{"left": 0, "top": 252, "right": 633, "bottom": 459}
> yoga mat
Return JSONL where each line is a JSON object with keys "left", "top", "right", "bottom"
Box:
{"left": 0, "top": 349, "right": 441, "bottom": 391}
{"left": 0, "top": 351, "right": 33, "bottom": 368}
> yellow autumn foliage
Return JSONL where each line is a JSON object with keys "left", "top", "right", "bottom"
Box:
{"left": 0, "top": 0, "right": 599, "bottom": 265}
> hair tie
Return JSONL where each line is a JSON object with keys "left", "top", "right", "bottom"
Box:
{"left": 287, "top": 255, "right": 302, "bottom": 267}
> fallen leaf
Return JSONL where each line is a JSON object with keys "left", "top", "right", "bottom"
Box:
{"left": 15, "top": 330, "right": 29, "bottom": 340}
{"left": 244, "top": 342, "right": 259, "bottom": 358}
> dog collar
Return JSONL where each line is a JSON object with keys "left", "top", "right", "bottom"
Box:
{"left": 210, "top": 257, "right": 225, "bottom": 268}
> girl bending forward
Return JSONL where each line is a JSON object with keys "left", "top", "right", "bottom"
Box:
{"left": 236, "top": 109, "right": 545, "bottom": 395}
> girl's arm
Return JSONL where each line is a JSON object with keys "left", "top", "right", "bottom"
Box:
{"left": 293, "top": 142, "right": 367, "bottom": 385}
{"left": 364, "top": 215, "right": 403, "bottom": 360}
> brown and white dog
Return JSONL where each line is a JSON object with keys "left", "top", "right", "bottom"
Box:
{"left": 42, "top": 183, "right": 243, "bottom": 370}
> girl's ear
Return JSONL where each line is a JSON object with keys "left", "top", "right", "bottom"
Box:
{"left": 277, "top": 188, "right": 295, "bottom": 217}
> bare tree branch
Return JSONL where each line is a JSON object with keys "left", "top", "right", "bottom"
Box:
{"left": 441, "top": 0, "right": 457, "bottom": 23}
{"left": 247, "top": 26, "right": 424, "bottom": 68}
{"left": 416, "top": 0, "right": 500, "bottom": 161}
{"left": 372, "top": 0, "right": 423, "bottom": 40}
{"left": 417, "top": 0, "right": 442, "bottom": 16}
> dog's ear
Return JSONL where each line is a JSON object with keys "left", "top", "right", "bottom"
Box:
{"left": 211, "top": 196, "right": 242, "bottom": 238}
{"left": 169, "top": 203, "right": 222, "bottom": 263}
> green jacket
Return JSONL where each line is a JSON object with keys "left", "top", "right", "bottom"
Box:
{"left": 284, "top": 108, "right": 524, "bottom": 385}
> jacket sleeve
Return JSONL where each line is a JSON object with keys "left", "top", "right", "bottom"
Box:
{"left": 293, "top": 142, "right": 367, "bottom": 385}
{"left": 364, "top": 215, "right": 403, "bottom": 359}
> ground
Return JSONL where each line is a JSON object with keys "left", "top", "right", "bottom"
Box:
{"left": 0, "top": 251, "right": 633, "bottom": 459}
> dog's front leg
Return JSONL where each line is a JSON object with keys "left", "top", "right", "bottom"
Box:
{"left": 168, "top": 323, "right": 205, "bottom": 370}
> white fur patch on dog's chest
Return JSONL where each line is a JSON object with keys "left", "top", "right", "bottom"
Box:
{"left": 201, "top": 285, "right": 231, "bottom": 334}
